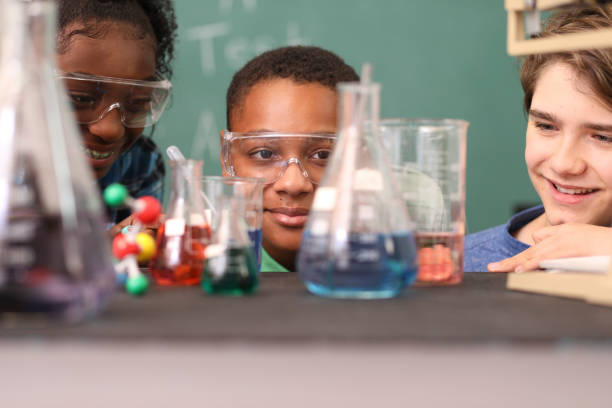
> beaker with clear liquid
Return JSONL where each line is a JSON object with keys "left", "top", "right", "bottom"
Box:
{"left": 380, "top": 119, "right": 468, "bottom": 285}
{"left": 149, "top": 160, "right": 212, "bottom": 286}
{"left": 0, "top": 0, "right": 115, "bottom": 322}
{"left": 297, "top": 80, "right": 417, "bottom": 299}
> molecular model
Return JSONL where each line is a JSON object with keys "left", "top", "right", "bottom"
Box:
{"left": 103, "top": 184, "right": 162, "bottom": 296}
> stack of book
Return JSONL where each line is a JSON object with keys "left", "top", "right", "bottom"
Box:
{"left": 507, "top": 256, "right": 612, "bottom": 307}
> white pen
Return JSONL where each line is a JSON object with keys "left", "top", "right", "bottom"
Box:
{"left": 539, "top": 256, "right": 611, "bottom": 274}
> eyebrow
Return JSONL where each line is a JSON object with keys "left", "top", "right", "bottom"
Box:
{"left": 528, "top": 109, "right": 557, "bottom": 123}
{"left": 584, "top": 122, "right": 612, "bottom": 132}
{"left": 529, "top": 108, "right": 612, "bottom": 132}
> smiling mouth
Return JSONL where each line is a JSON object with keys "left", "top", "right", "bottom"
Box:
{"left": 551, "top": 182, "right": 597, "bottom": 195}
{"left": 83, "top": 147, "right": 115, "bottom": 160}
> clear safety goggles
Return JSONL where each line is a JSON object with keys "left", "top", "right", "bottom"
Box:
{"left": 58, "top": 72, "right": 172, "bottom": 128}
{"left": 222, "top": 132, "right": 337, "bottom": 185}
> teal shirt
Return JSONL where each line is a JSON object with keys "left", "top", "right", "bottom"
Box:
{"left": 260, "top": 248, "right": 289, "bottom": 272}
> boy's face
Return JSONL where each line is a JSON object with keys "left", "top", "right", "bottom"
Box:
{"left": 57, "top": 22, "right": 157, "bottom": 179}
{"left": 525, "top": 62, "right": 612, "bottom": 227}
{"left": 227, "top": 78, "right": 337, "bottom": 268}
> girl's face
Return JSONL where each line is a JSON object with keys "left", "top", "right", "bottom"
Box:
{"left": 227, "top": 78, "right": 338, "bottom": 268}
{"left": 57, "top": 22, "right": 157, "bottom": 179}
{"left": 525, "top": 62, "right": 612, "bottom": 227}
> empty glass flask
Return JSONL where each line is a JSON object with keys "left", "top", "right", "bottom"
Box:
{"left": 0, "top": 0, "right": 115, "bottom": 322}
{"left": 297, "top": 80, "right": 417, "bottom": 299}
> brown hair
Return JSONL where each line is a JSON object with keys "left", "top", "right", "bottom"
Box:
{"left": 520, "top": 5, "right": 612, "bottom": 112}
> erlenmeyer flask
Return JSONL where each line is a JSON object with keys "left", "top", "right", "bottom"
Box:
{"left": 0, "top": 0, "right": 115, "bottom": 321}
{"left": 297, "top": 79, "right": 417, "bottom": 298}
{"left": 202, "top": 196, "right": 258, "bottom": 295}
{"left": 149, "top": 160, "right": 212, "bottom": 286}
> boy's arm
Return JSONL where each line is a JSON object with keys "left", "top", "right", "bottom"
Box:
{"left": 488, "top": 224, "right": 612, "bottom": 272}
{"left": 131, "top": 138, "right": 165, "bottom": 202}
{"left": 108, "top": 137, "right": 165, "bottom": 237}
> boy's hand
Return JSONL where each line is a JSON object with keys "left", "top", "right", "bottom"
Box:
{"left": 109, "top": 214, "right": 164, "bottom": 238}
{"left": 488, "top": 223, "right": 612, "bottom": 273}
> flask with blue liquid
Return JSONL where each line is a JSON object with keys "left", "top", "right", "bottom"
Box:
{"left": 297, "top": 67, "right": 417, "bottom": 299}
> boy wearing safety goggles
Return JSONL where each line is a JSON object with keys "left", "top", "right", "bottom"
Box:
{"left": 222, "top": 46, "right": 359, "bottom": 272}
{"left": 465, "top": 5, "right": 612, "bottom": 272}
{"left": 56, "top": 0, "right": 177, "bottom": 235}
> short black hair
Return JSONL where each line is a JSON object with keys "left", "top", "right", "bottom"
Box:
{"left": 226, "top": 45, "right": 359, "bottom": 129}
{"left": 57, "top": 0, "right": 177, "bottom": 78}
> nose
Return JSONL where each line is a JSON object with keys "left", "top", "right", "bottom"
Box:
{"left": 86, "top": 105, "right": 125, "bottom": 143}
{"left": 550, "top": 134, "right": 587, "bottom": 176}
{"left": 273, "top": 159, "right": 313, "bottom": 196}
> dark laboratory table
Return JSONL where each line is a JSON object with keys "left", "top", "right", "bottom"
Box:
{"left": 3, "top": 272, "right": 612, "bottom": 344}
{"left": 5, "top": 272, "right": 612, "bottom": 407}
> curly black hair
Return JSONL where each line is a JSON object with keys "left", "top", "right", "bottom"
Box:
{"left": 226, "top": 45, "right": 359, "bottom": 129}
{"left": 56, "top": 0, "right": 177, "bottom": 78}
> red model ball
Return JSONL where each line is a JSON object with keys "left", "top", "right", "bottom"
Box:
{"left": 134, "top": 196, "right": 162, "bottom": 224}
{"left": 112, "top": 234, "right": 140, "bottom": 259}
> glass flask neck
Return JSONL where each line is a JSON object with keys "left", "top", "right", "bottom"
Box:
{"left": 337, "top": 82, "right": 381, "bottom": 140}
{"left": 215, "top": 197, "right": 250, "bottom": 248}
{"left": 168, "top": 160, "right": 205, "bottom": 219}
{"left": 1, "top": 1, "right": 58, "bottom": 68}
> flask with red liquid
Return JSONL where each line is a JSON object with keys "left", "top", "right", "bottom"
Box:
{"left": 149, "top": 160, "right": 211, "bottom": 286}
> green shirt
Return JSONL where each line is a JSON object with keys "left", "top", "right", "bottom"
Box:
{"left": 260, "top": 248, "right": 289, "bottom": 272}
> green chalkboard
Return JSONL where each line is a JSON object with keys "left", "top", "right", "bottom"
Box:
{"left": 152, "top": 0, "right": 539, "bottom": 234}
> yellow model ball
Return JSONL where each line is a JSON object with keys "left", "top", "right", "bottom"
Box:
{"left": 135, "top": 233, "right": 156, "bottom": 263}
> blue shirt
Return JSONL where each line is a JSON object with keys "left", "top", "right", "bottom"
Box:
{"left": 464, "top": 206, "right": 544, "bottom": 272}
{"left": 98, "top": 137, "right": 165, "bottom": 226}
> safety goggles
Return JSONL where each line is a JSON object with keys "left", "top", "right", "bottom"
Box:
{"left": 222, "top": 132, "right": 337, "bottom": 185}
{"left": 58, "top": 72, "right": 172, "bottom": 128}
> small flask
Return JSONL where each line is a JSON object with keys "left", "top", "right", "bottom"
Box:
{"left": 149, "top": 160, "right": 211, "bottom": 285}
{"left": 297, "top": 70, "right": 417, "bottom": 299}
{"left": 202, "top": 197, "right": 258, "bottom": 295}
{"left": 0, "top": 0, "right": 115, "bottom": 322}
{"left": 201, "top": 175, "right": 264, "bottom": 271}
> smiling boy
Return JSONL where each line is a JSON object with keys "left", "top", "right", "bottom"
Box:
{"left": 465, "top": 5, "right": 612, "bottom": 272}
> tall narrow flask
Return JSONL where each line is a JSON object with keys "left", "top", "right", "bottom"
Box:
{"left": 149, "top": 160, "right": 212, "bottom": 286}
{"left": 297, "top": 79, "right": 417, "bottom": 298}
{"left": 0, "top": 0, "right": 115, "bottom": 321}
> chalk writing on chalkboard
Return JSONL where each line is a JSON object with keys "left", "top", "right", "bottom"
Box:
{"left": 187, "top": 0, "right": 310, "bottom": 76}
{"left": 186, "top": 0, "right": 311, "bottom": 160}
{"left": 191, "top": 109, "right": 218, "bottom": 161}
{"left": 219, "top": 0, "right": 257, "bottom": 15}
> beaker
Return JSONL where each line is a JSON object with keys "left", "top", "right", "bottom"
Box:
{"left": 380, "top": 118, "right": 468, "bottom": 285}
{"left": 297, "top": 80, "right": 417, "bottom": 299}
{"left": 201, "top": 196, "right": 258, "bottom": 295}
{"left": 201, "top": 176, "right": 263, "bottom": 271}
{"left": 149, "top": 160, "right": 212, "bottom": 285}
{"left": 0, "top": 0, "right": 115, "bottom": 322}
